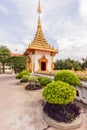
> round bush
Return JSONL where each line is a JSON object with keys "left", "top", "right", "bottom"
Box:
{"left": 16, "top": 74, "right": 22, "bottom": 79}
{"left": 16, "top": 70, "right": 30, "bottom": 79}
{"left": 28, "top": 76, "right": 38, "bottom": 82}
{"left": 54, "top": 70, "right": 80, "bottom": 86}
{"left": 40, "top": 77, "right": 52, "bottom": 86}
{"left": 38, "top": 76, "right": 43, "bottom": 81}
{"left": 21, "top": 75, "right": 30, "bottom": 82}
{"left": 42, "top": 81, "right": 76, "bottom": 104}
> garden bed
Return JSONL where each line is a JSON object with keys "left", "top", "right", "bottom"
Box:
{"left": 43, "top": 102, "right": 80, "bottom": 123}
{"left": 43, "top": 112, "right": 82, "bottom": 130}
{"left": 25, "top": 82, "right": 43, "bottom": 90}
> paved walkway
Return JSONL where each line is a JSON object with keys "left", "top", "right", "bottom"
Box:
{"left": 0, "top": 74, "right": 87, "bottom": 130}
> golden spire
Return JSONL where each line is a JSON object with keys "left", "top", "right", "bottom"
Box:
{"left": 25, "top": 0, "right": 58, "bottom": 54}
{"left": 37, "top": 0, "right": 41, "bottom": 14}
{"left": 37, "top": 0, "right": 42, "bottom": 30}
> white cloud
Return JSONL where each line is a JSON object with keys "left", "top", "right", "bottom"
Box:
{"left": 0, "top": 26, "right": 16, "bottom": 42}
{"left": 79, "top": 0, "right": 87, "bottom": 18}
{"left": 0, "top": 26, "right": 25, "bottom": 53}
{"left": 53, "top": 15, "right": 87, "bottom": 60}
{"left": 0, "top": 5, "right": 8, "bottom": 15}
{"left": 0, "top": 0, "right": 87, "bottom": 60}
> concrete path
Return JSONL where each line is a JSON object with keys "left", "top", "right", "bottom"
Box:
{"left": 0, "top": 74, "right": 87, "bottom": 130}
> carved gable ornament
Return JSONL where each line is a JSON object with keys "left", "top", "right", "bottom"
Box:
{"left": 38, "top": 55, "right": 48, "bottom": 63}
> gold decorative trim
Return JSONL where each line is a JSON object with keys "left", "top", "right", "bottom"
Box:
{"left": 38, "top": 55, "right": 48, "bottom": 71}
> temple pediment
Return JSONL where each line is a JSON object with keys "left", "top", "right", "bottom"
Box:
{"left": 38, "top": 55, "right": 48, "bottom": 62}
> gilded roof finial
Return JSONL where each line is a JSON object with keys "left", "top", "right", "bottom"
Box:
{"left": 37, "top": 0, "right": 41, "bottom": 14}
{"left": 37, "top": 1, "right": 41, "bottom": 29}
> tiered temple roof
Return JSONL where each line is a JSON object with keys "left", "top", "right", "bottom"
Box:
{"left": 24, "top": 1, "right": 58, "bottom": 55}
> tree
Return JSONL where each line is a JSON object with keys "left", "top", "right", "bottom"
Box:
{"left": 64, "top": 58, "right": 73, "bottom": 69}
{"left": 0, "top": 46, "right": 11, "bottom": 73}
{"left": 54, "top": 59, "right": 64, "bottom": 70}
{"left": 72, "top": 61, "right": 82, "bottom": 70}
{"left": 54, "top": 58, "right": 82, "bottom": 70}
{"left": 8, "top": 56, "right": 27, "bottom": 73}
{"left": 82, "top": 57, "right": 87, "bottom": 70}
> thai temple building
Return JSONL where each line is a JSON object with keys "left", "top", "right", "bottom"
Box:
{"left": 24, "top": 1, "right": 58, "bottom": 73}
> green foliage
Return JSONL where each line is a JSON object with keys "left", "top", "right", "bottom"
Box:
{"left": 0, "top": 46, "right": 11, "bottom": 61}
{"left": 16, "top": 70, "right": 30, "bottom": 79}
{"left": 40, "top": 77, "right": 52, "bottom": 86}
{"left": 54, "top": 58, "right": 82, "bottom": 71}
{"left": 0, "top": 45, "right": 11, "bottom": 73}
{"left": 54, "top": 59, "right": 64, "bottom": 70}
{"left": 64, "top": 59, "right": 73, "bottom": 70}
{"left": 22, "top": 75, "right": 30, "bottom": 82}
{"left": 73, "top": 61, "right": 82, "bottom": 71}
{"left": 82, "top": 58, "right": 87, "bottom": 70}
{"left": 28, "top": 76, "right": 38, "bottom": 82}
{"left": 54, "top": 70, "right": 80, "bottom": 86}
{"left": 8, "top": 56, "right": 27, "bottom": 73}
{"left": 42, "top": 81, "right": 76, "bottom": 104}
{"left": 16, "top": 74, "right": 22, "bottom": 79}
{"left": 38, "top": 76, "right": 43, "bottom": 81}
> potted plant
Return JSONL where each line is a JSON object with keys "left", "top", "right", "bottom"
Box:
{"left": 42, "top": 71, "right": 81, "bottom": 129}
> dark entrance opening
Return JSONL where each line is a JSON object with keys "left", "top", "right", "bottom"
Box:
{"left": 41, "top": 62, "right": 46, "bottom": 71}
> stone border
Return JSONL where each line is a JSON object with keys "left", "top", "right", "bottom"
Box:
{"left": 42, "top": 112, "right": 82, "bottom": 130}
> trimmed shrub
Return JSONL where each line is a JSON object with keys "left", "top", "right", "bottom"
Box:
{"left": 16, "top": 74, "right": 22, "bottom": 79}
{"left": 40, "top": 77, "right": 52, "bottom": 86}
{"left": 54, "top": 70, "right": 80, "bottom": 86}
{"left": 43, "top": 102, "right": 80, "bottom": 123}
{"left": 42, "top": 81, "right": 76, "bottom": 104}
{"left": 16, "top": 70, "right": 30, "bottom": 79}
{"left": 38, "top": 76, "right": 43, "bottom": 81}
{"left": 21, "top": 75, "right": 30, "bottom": 82}
{"left": 28, "top": 76, "right": 38, "bottom": 82}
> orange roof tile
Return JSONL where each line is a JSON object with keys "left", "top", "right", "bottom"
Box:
{"left": 11, "top": 53, "right": 21, "bottom": 57}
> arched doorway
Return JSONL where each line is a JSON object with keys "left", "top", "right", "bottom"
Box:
{"left": 41, "top": 62, "right": 46, "bottom": 71}
{"left": 38, "top": 55, "right": 48, "bottom": 71}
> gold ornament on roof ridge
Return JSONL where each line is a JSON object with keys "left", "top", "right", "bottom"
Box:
{"left": 37, "top": 0, "right": 41, "bottom": 14}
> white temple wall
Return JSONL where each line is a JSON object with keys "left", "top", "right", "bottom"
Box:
{"left": 34, "top": 50, "right": 51, "bottom": 71}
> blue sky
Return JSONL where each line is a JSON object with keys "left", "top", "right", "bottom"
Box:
{"left": 0, "top": 0, "right": 87, "bottom": 61}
